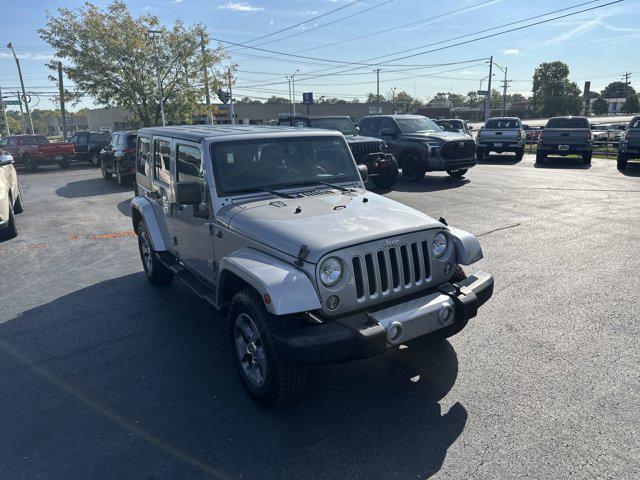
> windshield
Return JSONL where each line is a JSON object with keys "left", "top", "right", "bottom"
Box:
{"left": 90, "top": 133, "right": 110, "bottom": 142}
{"left": 35, "top": 135, "right": 50, "bottom": 144}
{"left": 309, "top": 118, "right": 356, "bottom": 135}
{"left": 485, "top": 119, "right": 520, "bottom": 129}
{"left": 436, "top": 120, "right": 463, "bottom": 130}
{"left": 211, "top": 136, "right": 359, "bottom": 195}
{"left": 547, "top": 118, "right": 589, "bottom": 128}
{"left": 395, "top": 117, "right": 441, "bottom": 134}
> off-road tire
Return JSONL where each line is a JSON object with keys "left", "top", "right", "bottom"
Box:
{"left": 137, "top": 221, "right": 173, "bottom": 285}
{"left": 446, "top": 168, "right": 468, "bottom": 179}
{"left": 115, "top": 162, "right": 128, "bottom": 187}
{"left": 476, "top": 149, "right": 487, "bottom": 161}
{"left": 401, "top": 152, "right": 426, "bottom": 182}
{"left": 514, "top": 149, "right": 524, "bottom": 161}
{"left": 0, "top": 200, "right": 18, "bottom": 240}
{"left": 371, "top": 157, "right": 399, "bottom": 189}
{"left": 535, "top": 151, "right": 546, "bottom": 164}
{"left": 617, "top": 153, "right": 628, "bottom": 171}
{"left": 23, "top": 155, "right": 37, "bottom": 172}
{"left": 101, "top": 158, "right": 112, "bottom": 180}
{"left": 13, "top": 194, "right": 24, "bottom": 214}
{"left": 228, "top": 289, "right": 307, "bottom": 408}
{"left": 582, "top": 152, "right": 592, "bottom": 165}
{"left": 91, "top": 154, "right": 100, "bottom": 166}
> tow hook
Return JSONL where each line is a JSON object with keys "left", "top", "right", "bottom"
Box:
{"left": 439, "top": 282, "right": 479, "bottom": 321}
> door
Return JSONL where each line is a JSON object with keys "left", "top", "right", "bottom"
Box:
{"left": 149, "top": 136, "right": 176, "bottom": 254}
{"left": 170, "top": 142, "right": 215, "bottom": 282}
{"left": 378, "top": 118, "right": 402, "bottom": 157}
{"left": 76, "top": 133, "right": 89, "bottom": 159}
{"left": 103, "top": 134, "right": 117, "bottom": 171}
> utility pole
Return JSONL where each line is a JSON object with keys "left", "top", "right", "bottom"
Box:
{"left": 0, "top": 85, "right": 9, "bottom": 136}
{"left": 286, "top": 76, "right": 292, "bottom": 116}
{"left": 374, "top": 68, "right": 381, "bottom": 113}
{"left": 485, "top": 56, "right": 493, "bottom": 121}
{"left": 623, "top": 72, "right": 632, "bottom": 113}
{"left": 147, "top": 30, "right": 166, "bottom": 126}
{"left": 17, "top": 91, "right": 26, "bottom": 133}
{"left": 200, "top": 32, "right": 213, "bottom": 125}
{"left": 228, "top": 68, "right": 235, "bottom": 125}
{"left": 291, "top": 69, "right": 298, "bottom": 117}
{"left": 57, "top": 62, "right": 68, "bottom": 140}
{"left": 7, "top": 42, "right": 34, "bottom": 134}
{"left": 493, "top": 61, "right": 510, "bottom": 117}
{"left": 391, "top": 87, "right": 397, "bottom": 113}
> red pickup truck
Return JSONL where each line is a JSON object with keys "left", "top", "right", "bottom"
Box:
{"left": 0, "top": 134, "right": 75, "bottom": 171}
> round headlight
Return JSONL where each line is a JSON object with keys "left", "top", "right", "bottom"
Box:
{"left": 319, "top": 257, "right": 343, "bottom": 286}
{"left": 432, "top": 232, "right": 449, "bottom": 258}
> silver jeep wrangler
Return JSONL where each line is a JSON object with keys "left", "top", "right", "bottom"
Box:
{"left": 131, "top": 125, "right": 494, "bottom": 407}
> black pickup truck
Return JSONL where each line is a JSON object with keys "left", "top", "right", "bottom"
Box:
{"left": 537, "top": 116, "right": 593, "bottom": 165}
{"left": 69, "top": 131, "right": 111, "bottom": 165}
{"left": 617, "top": 116, "right": 640, "bottom": 171}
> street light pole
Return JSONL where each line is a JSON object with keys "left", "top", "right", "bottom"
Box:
{"left": 485, "top": 56, "right": 493, "bottom": 121}
{"left": 0, "top": 85, "right": 9, "bottom": 136}
{"left": 291, "top": 69, "right": 299, "bottom": 116}
{"left": 493, "top": 61, "right": 510, "bottom": 117}
{"left": 286, "top": 75, "right": 292, "bottom": 116}
{"left": 7, "top": 42, "right": 34, "bottom": 134}
{"left": 147, "top": 30, "right": 166, "bottom": 126}
{"left": 391, "top": 87, "right": 396, "bottom": 113}
{"left": 228, "top": 67, "right": 235, "bottom": 125}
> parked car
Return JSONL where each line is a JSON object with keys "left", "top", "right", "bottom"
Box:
{"left": 476, "top": 117, "right": 525, "bottom": 161}
{"left": 523, "top": 124, "right": 542, "bottom": 142}
{"left": 434, "top": 119, "right": 472, "bottom": 136}
{"left": 617, "top": 116, "right": 640, "bottom": 171}
{"left": 0, "top": 134, "right": 75, "bottom": 171}
{"left": 537, "top": 116, "right": 593, "bottom": 165}
{"left": 0, "top": 153, "right": 24, "bottom": 240}
{"left": 99, "top": 130, "right": 137, "bottom": 186}
{"left": 592, "top": 123, "right": 626, "bottom": 142}
{"left": 131, "top": 125, "right": 494, "bottom": 407}
{"left": 69, "top": 131, "right": 111, "bottom": 165}
{"left": 359, "top": 115, "right": 476, "bottom": 180}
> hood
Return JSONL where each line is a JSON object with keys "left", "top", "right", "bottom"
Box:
{"left": 218, "top": 189, "right": 443, "bottom": 263}
{"left": 402, "top": 131, "right": 472, "bottom": 143}
{"left": 345, "top": 134, "right": 383, "bottom": 144}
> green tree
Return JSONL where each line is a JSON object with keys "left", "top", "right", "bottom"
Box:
{"left": 530, "top": 61, "right": 582, "bottom": 117}
{"left": 601, "top": 81, "right": 635, "bottom": 99}
{"left": 464, "top": 91, "right": 481, "bottom": 108}
{"left": 394, "top": 91, "right": 422, "bottom": 112}
{"left": 366, "top": 92, "right": 386, "bottom": 103}
{"left": 265, "top": 96, "right": 289, "bottom": 104}
{"left": 623, "top": 94, "right": 640, "bottom": 114}
{"left": 236, "top": 96, "right": 262, "bottom": 104}
{"left": 592, "top": 97, "right": 608, "bottom": 115}
{"left": 39, "top": 1, "right": 231, "bottom": 127}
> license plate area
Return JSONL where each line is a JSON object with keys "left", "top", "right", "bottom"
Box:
{"left": 558, "top": 145, "right": 570, "bottom": 151}
{"left": 54, "top": 155, "right": 63, "bottom": 160}
{"left": 494, "top": 143, "right": 502, "bottom": 147}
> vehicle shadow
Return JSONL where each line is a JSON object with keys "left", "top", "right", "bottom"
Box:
{"left": 0, "top": 273, "right": 466, "bottom": 480}
{"left": 55, "top": 177, "right": 133, "bottom": 198}
{"left": 477, "top": 154, "right": 521, "bottom": 165}
{"left": 620, "top": 162, "right": 640, "bottom": 177}
{"left": 391, "top": 175, "right": 470, "bottom": 193}
{"left": 534, "top": 156, "right": 591, "bottom": 170}
{"left": 16, "top": 163, "right": 96, "bottom": 175}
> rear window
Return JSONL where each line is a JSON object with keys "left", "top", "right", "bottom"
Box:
{"left": 90, "top": 132, "right": 110, "bottom": 142}
{"left": 485, "top": 119, "right": 520, "bottom": 129}
{"left": 546, "top": 118, "right": 589, "bottom": 129}
{"left": 125, "top": 134, "right": 136, "bottom": 148}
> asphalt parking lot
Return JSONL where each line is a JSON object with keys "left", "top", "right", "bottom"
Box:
{"left": 1, "top": 154, "right": 639, "bottom": 480}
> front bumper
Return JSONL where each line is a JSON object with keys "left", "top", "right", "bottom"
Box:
{"left": 273, "top": 271, "right": 494, "bottom": 365}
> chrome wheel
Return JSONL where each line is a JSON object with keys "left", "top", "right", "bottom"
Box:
{"left": 234, "top": 313, "right": 267, "bottom": 388}
{"left": 139, "top": 228, "right": 153, "bottom": 273}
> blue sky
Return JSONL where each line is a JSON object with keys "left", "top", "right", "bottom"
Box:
{"left": 1, "top": 0, "right": 639, "bottom": 112}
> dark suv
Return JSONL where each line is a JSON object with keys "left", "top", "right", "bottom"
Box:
{"left": 617, "top": 116, "right": 640, "bottom": 171}
{"left": 277, "top": 115, "right": 399, "bottom": 189}
{"left": 99, "top": 130, "right": 137, "bottom": 186}
{"left": 69, "top": 131, "right": 111, "bottom": 165}
{"left": 359, "top": 115, "right": 476, "bottom": 180}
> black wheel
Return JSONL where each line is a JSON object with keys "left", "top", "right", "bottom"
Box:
{"left": 58, "top": 159, "right": 70, "bottom": 169}
{"left": 535, "top": 151, "right": 546, "bottom": 164}
{"left": 91, "top": 154, "right": 99, "bottom": 166}
{"left": 514, "top": 149, "right": 524, "bottom": 161}
{"left": 476, "top": 149, "right": 486, "bottom": 161}
{"left": 24, "top": 155, "right": 37, "bottom": 172}
{"left": 582, "top": 152, "right": 592, "bottom": 165}
{"left": 617, "top": 153, "right": 628, "bottom": 171}
{"left": 401, "top": 152, "right": 426, "bottom": 182}
{"left": 101, "top": 158, "right": 112, "bottom": 180}
{"left": 137, "top": 221, "right": 173, "bottom": 285}
{"left": 13, "top": 194, "right": 24, "bottom": 214}
{"left": 0, "top": 200, "right": 18, "bottom": 240}
{"left": 371, "top": 157, "right": 399, "bottom": 189}
{"left": 228, "top": 289, "right": 307, "bottom": 408}
{"left": 115, "top": 162, "right": 128, "bottom": 186}
{"left": 446, "top": 168, "right": 468, "bottom": 179}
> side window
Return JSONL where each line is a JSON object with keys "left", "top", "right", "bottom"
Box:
{"left": 379, "top": 118, "right": 397, "bottom": 134}
{"left": 153, "top": 139, "right": 171, "bottom": 184}
{"left": 78, "top": 133, "right": 88, "bottom": 143}
{"left": 8, "top": 137, "right": 17, "bottom": 147}
{"left": 360, "top": 118, "right": 381, "bottom": 136}
{"left": 137, "top": 137, "right": 150, "bottom": 175}
{"left": 176, "top": 144, "right": 203, "bottom": 183}
{"left": 69, "top": 134, "right": 78, "bottom": 143}
{"left": 21, "top": 136, "right": 36, "bottom": 145}
{"left": 0, "top": 138, "right": 7, "bottom": 147}
{"left": 110, "top": 134, "right": 119, "bottom": 148}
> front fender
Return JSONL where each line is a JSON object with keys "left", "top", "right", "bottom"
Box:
{"left": 449, "top": 227, "right": 483, "bottom": 266}
{"left": 130, "top": 196, "right": 168, "bottom": 251}
{"left": 218, "top": 248, "right": 321, "bottom": 316}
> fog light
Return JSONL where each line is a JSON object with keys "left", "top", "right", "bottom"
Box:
{"left": 326, "top": 295, "right": 340, "bottom": 311}
{"left": 387, "top": 321, "right": 403, "bottom": 344}
{"left": 438, "top": 305, "right": 454, "bottom": 326}
{"left": 445, "top": 263, "right": 453, "bottom": 276}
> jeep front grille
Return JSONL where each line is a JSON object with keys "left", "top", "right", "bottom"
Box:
{"left": 349, "top": 141, "right": 382, "bottom": 161}
{"left": 351, "top": 241, "right": 430, "bottom": 302}
{"left": 441, "top": 140, "right": 475, "bottom": 161}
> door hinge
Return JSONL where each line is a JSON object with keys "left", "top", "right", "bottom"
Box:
{"left": 205, "top": 222, "right": 214, "bottom": 236}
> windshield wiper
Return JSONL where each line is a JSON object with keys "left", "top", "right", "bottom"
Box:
{"left": 287, "top": 179, "right": 354, "bottom": 193}
{"left": 229, "top": 187, "right": 295, "bottom": 199}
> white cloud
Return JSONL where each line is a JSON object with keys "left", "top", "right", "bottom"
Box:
{"left": 218, "top": 2, "right": 263, "bottom": 12}
{"left": 170, "top": 0, "right": 184, "bottom": 3}
{"left": 460, "top": 70, "right": 479, "bottom": 75}
{"left": 502, "top": 48, "right": 520, "bottom": 55}
{"left": 0, "top": 52, "right": 56, "bottom": 61}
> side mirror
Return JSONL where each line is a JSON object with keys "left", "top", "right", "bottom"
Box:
{"left": 380, "top": 128, "right": 397, "bottom": 138}
{"left": 357, "top": 164, "right": 368, "bottom": 182}
{"left": 468, "top": 126, "right": 474, "bottom": 130}
{"left": 0, "top": 154, "right": 14, "bottom": 166}
{"left": 175, "top": 182, "right": 202, "bottom": 205}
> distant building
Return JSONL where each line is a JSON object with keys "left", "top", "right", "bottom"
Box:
{"left": 86, "top": 107, "right": 135, "bottom": 132}
{"left": 46, "top": 113, "right": 88, "bottom": 137}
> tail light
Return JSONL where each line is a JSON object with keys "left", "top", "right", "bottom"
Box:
{"left": 539, "top": 130, "right": 544, "bottom": 140}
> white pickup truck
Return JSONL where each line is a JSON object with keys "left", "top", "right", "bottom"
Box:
{"left": 475, "top": 117, "right": 525, "bottom": 161}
